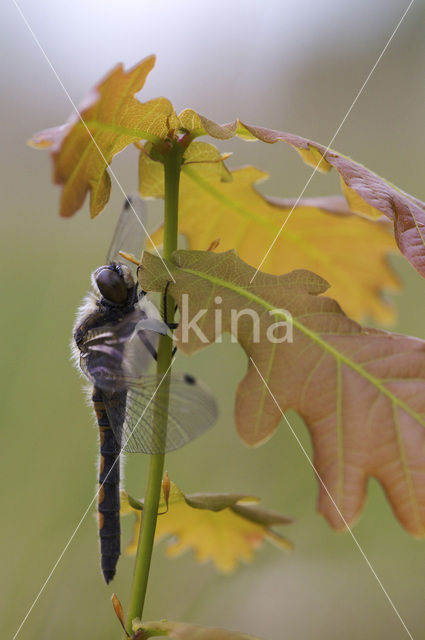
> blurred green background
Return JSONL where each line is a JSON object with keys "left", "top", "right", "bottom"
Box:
{"left": 2, "top": 1, "right": 425, "bottom": 638}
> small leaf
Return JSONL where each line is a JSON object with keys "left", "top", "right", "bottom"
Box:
{"left": 120, "top": 491, "right": 143, "bottom": 514}
{"left": 207, "top": 238, "right": 220, "bottom": 252}
{"left": 133, "top": 619, "right": 261, "bottom": 640}
{"left": 111, "top": 594, "right": 129, "bottom": 636}
{"left": 162, "top": 471, "right": 171, "bottom": 512}
{"left": 183, "top": 493, "right": 259, "bottom": 512}
{"left": 29, "top": 55, "right": 177, "bottom": 218}
{"left": 139, "top": 140, "right": 231, "bottom": 200}
{"left": 142, "top": 155, "right": 398, "bottom": 322}
{"left": 139, "top": 250, "right": 425, "bottom": 536}
{"left": 121, "top": 481, "right": 292, "bottom": 572}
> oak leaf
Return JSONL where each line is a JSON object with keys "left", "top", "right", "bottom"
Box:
{"left": 29, "top": 58, "right": 425, "bottom": 284}
{"left": 178, "top": 115, "right": 425, "bottom": 280}
{"left": 29, "top": 55, "right": 177, "bottom": 218}
{"left": 140, "top": 148, "right": 398, "bottom": 322}
{"left": 133, "top": 619, "right": 261, "bottom": 640}
{"left": 121, "top": 481, "right": 292, "bottom": 573}
{"left": 139, "top": 250, "right": 425, "bottom": 536}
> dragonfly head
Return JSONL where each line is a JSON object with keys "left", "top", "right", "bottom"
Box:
{"left": 93, "top": 262, "right": 136, "bottom": 308}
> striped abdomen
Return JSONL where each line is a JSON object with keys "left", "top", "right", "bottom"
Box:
{"left": 92, "top": 387, "right": 122, "bottom": 584}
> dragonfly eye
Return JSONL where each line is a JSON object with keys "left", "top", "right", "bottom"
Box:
{"left": 95, "top": 267, "right": 128, "bottom": 304}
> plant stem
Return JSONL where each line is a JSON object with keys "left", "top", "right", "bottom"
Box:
{"left": 126, "top": 142, "right": 183, "bottom": 634}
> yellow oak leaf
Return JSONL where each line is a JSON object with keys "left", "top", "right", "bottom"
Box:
{"left": 140, "top": 151, "right": 398, "bottom": 323}
{"left": 121, "top": 482, "right": 292, "bottom": 573}
{"left": 29, "top": 55, "right": 177, "bottom": 218}
{"left": 173, "top": 115, "right": 425, "bottom": 280}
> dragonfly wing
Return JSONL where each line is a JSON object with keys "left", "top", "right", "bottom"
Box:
{"left": 103, "top": 374, "right": 218, "bottom": 454}
{"left": 79, "top": 308, "right": 160, "bottom": 390}
{"left": 106, "top": 194, "right": 149, "bottom": 265}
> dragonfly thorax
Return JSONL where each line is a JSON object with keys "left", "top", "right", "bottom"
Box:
{"left": 93, "top": 263, "right": 136, "bottom": 308}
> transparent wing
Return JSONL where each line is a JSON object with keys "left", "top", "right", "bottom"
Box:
{"left": 79, "top": 307, "right": 162, "bottom": 387}
{"left": 106, "top": 193, "right": 149, "bottom": 265}
{"left": 102, "top": 373, "right": 218, "bottom": 454}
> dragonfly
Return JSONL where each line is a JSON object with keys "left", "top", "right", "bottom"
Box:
{"left": 72, "top": 195, "right": 217, "bottom": 583}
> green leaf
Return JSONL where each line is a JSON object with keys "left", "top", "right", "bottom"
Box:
{"left": 139, "top": 249, "right": 425, "bottom": 536}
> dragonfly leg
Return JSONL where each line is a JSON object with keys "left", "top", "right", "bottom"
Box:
{"left": 137, "top": 331, "right": 158, "bottom": 360}
{"left": 137, "top": 289, "right": 147, "bottom": 301}
{"left": 163, "top": 281, "right": 179, "bottom": 330}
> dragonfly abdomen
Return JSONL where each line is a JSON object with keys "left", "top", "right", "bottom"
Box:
{"left": 92, "top": 387, "right": 121, "bottom": 584}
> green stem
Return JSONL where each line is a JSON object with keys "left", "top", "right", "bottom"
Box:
{"left": 126, "top": 142, "right": 183, "bottom": 634}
